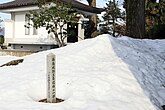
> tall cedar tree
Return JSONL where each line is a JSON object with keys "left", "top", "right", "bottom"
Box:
{"left": 146, "top": 0, "right": 165, "bottom": 38}
{"left": 87, "top": 0, "right": 97, "bottom": 38}
{"left": 125, "top": 0, "right": 145, "bottom": 38}
{"left": 26, "top": 0, "right": 77, "bottom": 47}
{"left": 101, "top": 0, "right": 125, "bottom": 37}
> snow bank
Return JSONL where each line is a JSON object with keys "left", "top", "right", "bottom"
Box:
{"left": 0, "top": 34, "right": 164, "bottom": 110}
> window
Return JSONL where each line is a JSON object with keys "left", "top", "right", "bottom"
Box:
{"left": 25, "top": 15, "right": 30, "bottom": 35}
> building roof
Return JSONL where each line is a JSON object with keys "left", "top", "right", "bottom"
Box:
{"left": 0, "top": 0, "right": 36, "bottom": 9}
{"left": 0, "top": 0, "right": 104, "bottom": 14}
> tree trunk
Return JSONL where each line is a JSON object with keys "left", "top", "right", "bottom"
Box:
{"left": 126, "top": 0, "right": 145, "bottom": 38}
{"left": 89, "top": 14, "right": 97, "bottom": 38}
{"left": 87, "top": 0, "right": 96, "bottom": 6}
{"left": 53, "top": 32, "right": 63, "bottom": 47}
{"left": 112, "top": 0, "right": 116, "bottom": 37}
{"left": 87, "top": 0, "right": 97, "bottom": 38}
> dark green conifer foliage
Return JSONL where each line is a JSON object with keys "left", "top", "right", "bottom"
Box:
{"left": 146, "top": 0, "right": 165, "bottom": 38}
{"left": 101, "top": 0, "right": 125, "bottom": 37}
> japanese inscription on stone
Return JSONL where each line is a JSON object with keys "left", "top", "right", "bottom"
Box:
{"left": 47, "top": 53, "right": 56, "bottom": 103}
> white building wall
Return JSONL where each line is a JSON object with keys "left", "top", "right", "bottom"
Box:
{"left": 4, "top": 11, "right": 85, "bottom": 45}
{"left": 14, "top": 11, "right": 48, "bottom": 43}
{"left": 78, "top": 21, "right": 84, "bottom": 41}
{"left": 4, "top": 19, "right": 14, "bottom": 39}
{"left": 14, "top": 12, "right": 27, "bottom": 39}
{"left": 4, "top": 19, "right": 14, "bottom": 44}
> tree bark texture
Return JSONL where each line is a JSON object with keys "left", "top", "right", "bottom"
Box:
{"left": 126, "top": 0, "right": 145, "bottom": 38}
{"left": 89, "top": 14, "right": 97, "bottom": 38}
{"left": 87, "top": 0, "right": 97, "bottom": 38}
{"left": 87, "top": 0, "right": 96, "bottom": 7}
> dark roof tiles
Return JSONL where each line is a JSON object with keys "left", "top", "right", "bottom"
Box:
{"left": 0, "top": 0, "right": 36, "bottom": 9}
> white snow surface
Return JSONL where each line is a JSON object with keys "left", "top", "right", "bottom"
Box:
{"left": 0, "top": 34, "right": 165, "bottom": 110}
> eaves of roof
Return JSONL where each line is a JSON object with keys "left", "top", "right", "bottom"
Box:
{"left": 0, "top": 0, "right": 104, "bottom": 14}
{"left": 0, "top": 0, "right": 37, "bottom": 9}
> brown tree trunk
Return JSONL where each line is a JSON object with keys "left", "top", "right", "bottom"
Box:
{"left": 89, "top": 14, "right": 97, "bottom": 38}
{"left": 87, "top": 0, "right": 97, "bottom": 38}
{"left": 87, "top": 0, "right": 96, "bottom": 6}
{"left": 126, "top": 0, "right": 145, "bottom": 38}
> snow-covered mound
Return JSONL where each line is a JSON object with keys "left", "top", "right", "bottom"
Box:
{"left": 0, "top": 34, "right": 165, "bottom": 110}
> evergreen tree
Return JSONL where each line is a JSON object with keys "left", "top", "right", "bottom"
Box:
{"left": 86, "top": 0, "right": 97, "bottom": 38}
{"left": 126, "top": 0, "right": 145, "bottom": 38}
{"left": 101, "top": 0, "right": 125, "bottom": 37}
{"left": 146, "top": 0, "right": 165, "bottom": 38}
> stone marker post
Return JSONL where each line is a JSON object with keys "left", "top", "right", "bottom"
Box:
{"left": 47, "top": 53, "right": 56, "bottom": 103}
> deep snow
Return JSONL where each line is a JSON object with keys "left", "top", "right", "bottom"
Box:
{"left": 0, "top": 34, "right": 165, "bottom": 110}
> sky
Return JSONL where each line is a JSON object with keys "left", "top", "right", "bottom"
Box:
{"left": 0, "top": 0, "right": 13, "bottom": 20}
{"left": 81, "top": 0, "right": 124, "bottom": 7}
{"left": 0, "top": 34, "right": 164, "bottom": 110}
